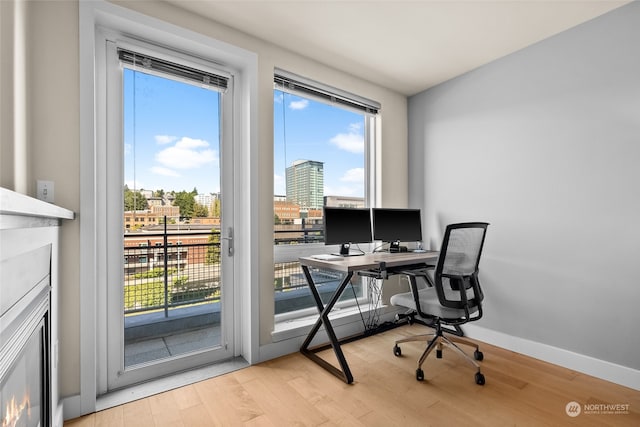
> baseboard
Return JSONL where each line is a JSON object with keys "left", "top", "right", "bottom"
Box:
{"left": 62, "top": 395, "right": 82, "bottom": 422}
{"left": 464, "top": 324, "right": 640, "bottom": 391}
{"left": 54, "top": 402, "right": 65, "bottom": 427}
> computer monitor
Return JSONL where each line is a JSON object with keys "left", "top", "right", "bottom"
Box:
{"left": 323, "top": 207, "right": 372, "bottom": 256}
{"left": 372, "top": 208, "right": 422, "bottom": 252}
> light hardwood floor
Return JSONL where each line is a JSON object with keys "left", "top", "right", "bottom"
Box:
{"left": 65, "top": 324, "right": 640, "bottom": 426}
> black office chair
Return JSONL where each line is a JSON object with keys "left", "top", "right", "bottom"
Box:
{"left": 390, "top": 222, "right": 489, "bottom": 385}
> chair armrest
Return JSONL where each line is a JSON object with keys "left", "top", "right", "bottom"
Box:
{"left": 401, "top": 265, "right": 435, "bottom": 287}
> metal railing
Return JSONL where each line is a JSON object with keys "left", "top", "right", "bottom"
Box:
{"left": 124, "top": 229, "right": 221, "bottom": 317}
{"left": 123, "top": 224, "right": 361, "bottom": 318}
{"left": 274, "top": 223, "right": 324, "bottom": 245}
{"left": 273, "top": 224, "right": 366, "bottom": 315}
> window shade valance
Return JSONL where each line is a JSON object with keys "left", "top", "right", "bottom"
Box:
{"left": 118, "top": 48, "right": 228, "bottom": 91}
{"left": 274, "top": 70, "right": 380, "bottom": 115}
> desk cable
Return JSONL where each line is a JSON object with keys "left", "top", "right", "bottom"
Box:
{"left": 350, "top": 275, "right": 384, "bottom": 333}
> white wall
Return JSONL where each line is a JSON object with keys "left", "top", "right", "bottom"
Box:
{"left": 0, "top": 0, "right": 28, "bottom": 192}
{"left": 2, "top": 0, "right": 409, "bottom": 405}
{"left": 408, "top": 1, "right": 640, "bottom": 384}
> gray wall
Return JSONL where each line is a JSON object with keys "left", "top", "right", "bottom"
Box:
{"left": 408, "top": 2, "right": 640, "bottom": 371}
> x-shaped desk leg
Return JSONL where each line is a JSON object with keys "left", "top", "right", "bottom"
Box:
{"left": 300, "top": 265, "right": 354, "bottom": 384}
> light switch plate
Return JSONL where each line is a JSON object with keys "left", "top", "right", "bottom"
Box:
{"left": 37, "top": 180, "right": 54, "bottom": 203}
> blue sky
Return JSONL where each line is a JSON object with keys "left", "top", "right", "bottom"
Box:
{"left": 274, "top": 91, "right": 365, "bottom": 198}
{"left": 124, "top": 69, "right": 221, "bottom": 194}
{"left": 124, "top": 68, "right": 364, "bottom": 198}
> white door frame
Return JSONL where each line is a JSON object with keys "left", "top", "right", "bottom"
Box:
{"left": 79, "top": 1, "right": 259, "bottom": 415}
{"left": 101, "top": 36, "right": 235, "bottom": 392}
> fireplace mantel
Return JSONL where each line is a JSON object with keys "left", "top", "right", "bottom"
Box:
{"left": 0, "top": 187, "right": 74, "bottom": 222}
{"left": 1, "top": 187, "right": 74, "bottom": 427}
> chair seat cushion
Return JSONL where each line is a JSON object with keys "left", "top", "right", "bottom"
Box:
{"left": 390, "top": 287, "right": 478, "bottom": 321}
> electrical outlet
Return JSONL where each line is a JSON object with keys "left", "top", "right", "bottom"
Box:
{"left": 37, "top": 180, "right": 54, "bottom": 203}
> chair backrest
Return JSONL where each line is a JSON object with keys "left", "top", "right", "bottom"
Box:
{"left": 434, "top": 222, "right": 489, "bottom": 317}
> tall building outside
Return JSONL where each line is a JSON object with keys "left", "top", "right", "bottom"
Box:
{"left": 195, "top": 192, "right": 218, "bottom": 207}
{"left": 286, "top": 160, "right": 324, "bottom": 210}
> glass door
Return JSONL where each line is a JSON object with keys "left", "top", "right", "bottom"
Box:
{"left": 103, "top": 42, "right": 234, "bottom": 391}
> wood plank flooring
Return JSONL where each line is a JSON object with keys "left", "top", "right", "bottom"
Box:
{"left": 65, "top": 324, "right": 640, "bottom": 426}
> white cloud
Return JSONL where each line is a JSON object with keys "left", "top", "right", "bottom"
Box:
{"left": 125, "top": 180, "right": 145, "bottom": 190}
{"left": 289, "top": 99, "right": 309, "bottom": 110}
{"left": 330, "top": 128, "right": 364, "bottom": 154}
{"left": 340, "top": 168, "right": 364, "bottom": 183}
{"left": 324, "top": 184, "right": 362, "bottom": 198}
{"left": 155, "top": 135, "right": 178, "bottom": 145}
{"left": 175, "top": 137, "right": 210, "bottom": 149}
{"left": 151, "top": 166, "right": 180, "bottom": 177}
{"left": 274, "top": 92, "right": 284, "bottom": 104}
{"left": 155, "top": 137, "right": 217, "bottom": 169}
{"left": 124, "top": 143, "right": 132, "bottom": 156}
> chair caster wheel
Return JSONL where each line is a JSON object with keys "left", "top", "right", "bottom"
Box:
{"left": 436, "top": 349, "right": 442, "bottom": 359}
{"left": 474, "top": 350, "right": 484, "bottom": 361}
{"left": 393, "top": 345, "right": 402, "bottom": 357}
{"left": 416, "top": 368, "right": 424, "bottom": 381}
{"left": 475, "top": 372, "right": 485, "bottom": 385}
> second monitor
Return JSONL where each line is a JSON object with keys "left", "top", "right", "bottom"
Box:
{"left": 372, "top": 208, "right": 422, "bottom": 252}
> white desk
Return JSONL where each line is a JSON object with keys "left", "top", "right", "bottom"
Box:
{"left": 299, "top": 251, "right": 438, "bottom": 384}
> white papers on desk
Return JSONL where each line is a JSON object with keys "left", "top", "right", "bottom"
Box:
{"left": 310, "top": 254, "right": 344, "bottom": 261}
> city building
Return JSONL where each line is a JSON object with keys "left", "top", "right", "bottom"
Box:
{"left": 195, "top": 192, "right": 218, "bottom": 209}
{"left": 190, "top": 217, "right": 220, "bottom": 226}
{"left": 123, "top": 230, "right": 215, "bottom": 276}
{"left": 124, "top": 205, "right": 180, "bottom": 230}
{"left": 274, "top": 199, "right": 300, "bottom": 223}
{"left": 285, "top": 160, "right": 324, "bottom": 210}
{"left": 324, "top": 195, "right": 365, "bottom": 208}
{"left": 146, "top": 197, "right": 164, "bottom": 208}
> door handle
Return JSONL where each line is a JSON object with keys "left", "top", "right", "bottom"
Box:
{"left": 221, "top": 227, "right": 233, "bottom": 256}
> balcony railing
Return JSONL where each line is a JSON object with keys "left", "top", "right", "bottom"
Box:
{"left": 274, "top": 223, "right": 323, "bottom": 244}
{"left": 273, "top": 225, "right": 366, "bottom": 316}
{"left": 124, "top": 230, "right": 221, "bottom": 317}
{"left": 123, "top": 225, "right": 362, "bottom": 320}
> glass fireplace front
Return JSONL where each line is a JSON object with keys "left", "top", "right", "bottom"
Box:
{"left": 1, "top": 317, "right": 48, "bottom": 427}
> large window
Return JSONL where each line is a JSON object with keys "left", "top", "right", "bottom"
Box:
{"left": 273, "top": 70, "right": 379, "bottom": 318}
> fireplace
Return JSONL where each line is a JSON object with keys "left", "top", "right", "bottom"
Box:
{"left": 0, "top": 245, "right": 51, "bottom": 427}
{"left": 1, "top": 188, "right": 73, "bottom": 426}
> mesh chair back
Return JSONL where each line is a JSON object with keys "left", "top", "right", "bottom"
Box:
{"left": 434, "top": 223, "right": 489, "bottom": 313}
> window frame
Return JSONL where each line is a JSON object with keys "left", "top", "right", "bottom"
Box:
{"left": 101, "top": 35, "right": 238, "bottom": 391}
{"left": 273, "top": 71, "right": 380, "bottom": 323}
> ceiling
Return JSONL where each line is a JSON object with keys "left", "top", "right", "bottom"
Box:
{"left": 164, "top": 0, "right": 629, "bottom": 96}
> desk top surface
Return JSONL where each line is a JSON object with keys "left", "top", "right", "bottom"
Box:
{"left": 300, "top": 251, "right": 438, "bottom": 273}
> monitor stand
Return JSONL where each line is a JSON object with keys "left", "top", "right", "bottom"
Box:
{"left": 332, "top": 243, "right": 364, "bottom": 257}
